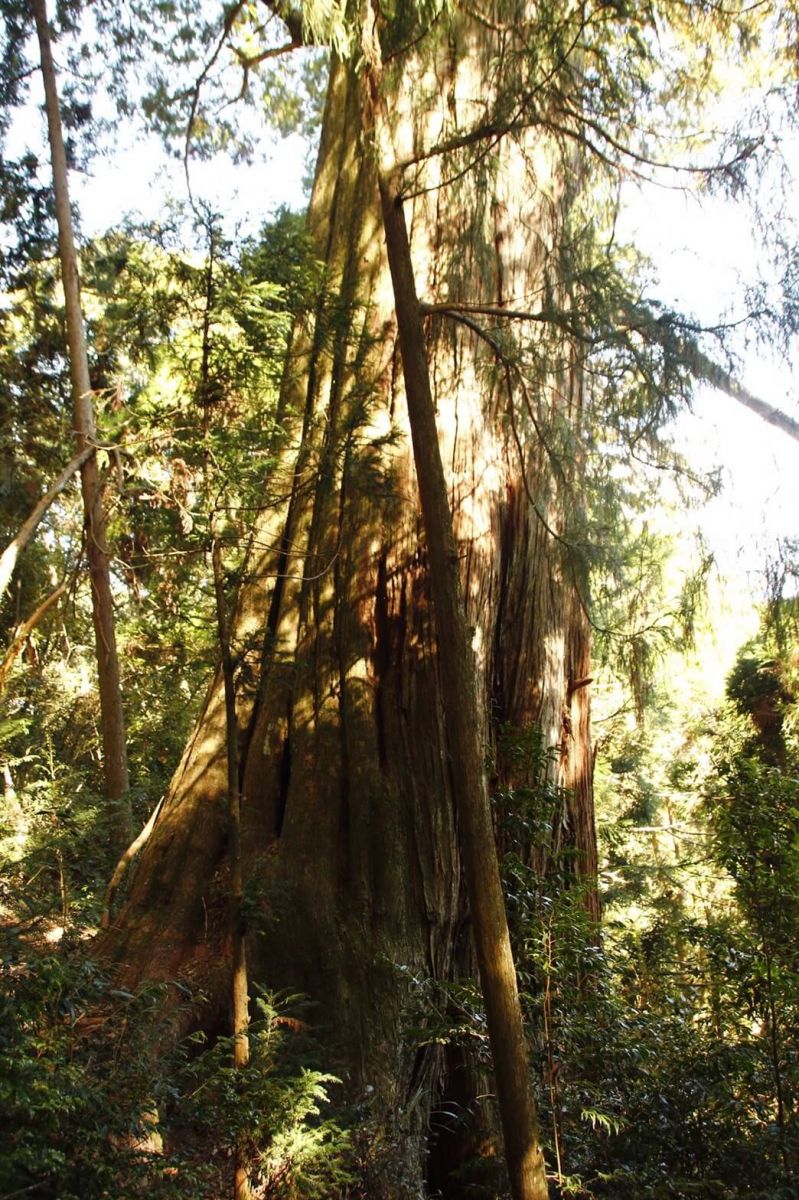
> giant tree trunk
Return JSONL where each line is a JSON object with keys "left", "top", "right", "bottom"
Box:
{"left": 101, "top": 13, "right": 598, "bottom": 1195}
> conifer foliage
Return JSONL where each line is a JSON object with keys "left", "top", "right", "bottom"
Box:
{"left": 1, "top": 0, "right": 799, "bottom": 1197}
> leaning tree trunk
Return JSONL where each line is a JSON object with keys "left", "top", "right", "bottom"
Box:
{"left": 32, "top": 0, "right": 131, "bottom": 846}
{"left": 101, "top": 14, "right": 598, "bottom": 1195}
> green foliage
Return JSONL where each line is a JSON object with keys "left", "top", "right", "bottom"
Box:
{"left": 724, "top": 633, "right": 795, "bottom": 761}
{"left": 0, "top": 950, "right": 184, "bottom": 1199}
{"left": 493, "top": 722, "right": 565, "bottom": 859}
{"left": 573, "top": 616, "right": 799, "bottom": 1198}
{"left": 173, "top": 995, "right": 353, "bottom": 1197}
{"left": 1, "top": 2, "right": 797, "bottom": 1197}
{"left": 409, "top": 709, "right": 799, "bottom": 1197}
{"left": 0, "top": 203, "right": 316, "bottom": 832}
{"left": 0, "top": 947, "right": 353, "bottom": 1199}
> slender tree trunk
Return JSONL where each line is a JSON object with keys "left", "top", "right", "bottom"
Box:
{"left": 211, "top": 529, "right": 251, "bottom": 1200}
{"left": 0, "top": 445, "right": 91, "bottom": 602}
{"left": 101, "top": 18, "right": 598, "bottom": 1194}
{"left": 31, "top": 0, "right": 130, "bottom": 845}
{"left": 376, "top": 167, "right": 548, "bottom": 1200}
{"left": 361, "top": 23, "right": 547, "bottom": 1189}
{"left": 0, "top": 577, "right": 67, "bottom": 696}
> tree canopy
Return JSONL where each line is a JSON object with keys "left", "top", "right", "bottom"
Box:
{"left": 1, "top": 0, "right": 799, "bottom": 1197}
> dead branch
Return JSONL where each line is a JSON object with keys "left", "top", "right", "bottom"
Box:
{"left": 0, "top": 446, "right": 92, "bottom": 602}
{"left": 0, "top": 578, "right": 68, "bottom": 696}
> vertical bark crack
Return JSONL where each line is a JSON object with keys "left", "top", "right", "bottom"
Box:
{"left": 275, "top": 724, "right": 292, "bottom": 838}
{"left": 373, "top": 546, "right": 390, "bottom": 770}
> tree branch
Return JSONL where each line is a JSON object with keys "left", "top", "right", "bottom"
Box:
{"left": 424, "top": 300, "right": 799, "bottom": 444}
{"left": 624, "top": 304, "right": 799, "bottom": 444}
{"left": 0, "top": 445, "right": 92, "bottom": 603}
{"left": 675, "top": 344, "right": 799, "bottom": 444}
{"left": 256, "top": 0, "right": 304, "bottom": 45}
{"left": 0, "top": 578, "right": 68, "bottom": 696}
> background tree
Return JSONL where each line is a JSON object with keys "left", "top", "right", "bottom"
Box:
{"left": 2, "top": 0, "right": 799, "bottom": 1196}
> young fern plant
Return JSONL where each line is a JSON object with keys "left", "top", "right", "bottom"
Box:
{"left": 179, "top": 994, "right": 354, "bottom": 1198}
{"left": 0, "top": 947, "right": 353, "bottom": 1200}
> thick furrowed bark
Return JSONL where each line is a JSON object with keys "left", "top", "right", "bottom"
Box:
{"left": 101, "top": 24, "right": 598, "bottom": 1196}
{"left": 98, "top": 58, "right": 364, "bottom": 986}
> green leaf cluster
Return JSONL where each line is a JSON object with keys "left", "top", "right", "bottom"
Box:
{"left": 0, "top": 949, "right": 353, "bottom": 1199}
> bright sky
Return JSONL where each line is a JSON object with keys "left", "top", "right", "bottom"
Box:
{"left": 619, "top": 179, "right": 799, "bottom": 594}
{"left": 14, "top": 49, "right": 798, "bottom": 614}
{"left": 71, "top": 130, "right": 310, "bottom": 237}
